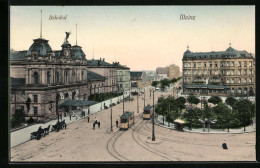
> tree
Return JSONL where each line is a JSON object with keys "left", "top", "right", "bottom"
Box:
{"left": 208, "top": 96, "right": 222, "bottom": 105}
{"left": 176, "top": 97, "right": 186, "bottom": 114}
{"left": 11, "top": 109, "right": 26, "bottom": 128}
{"left": 233, "top": 99, "right": 253, "bottom": 131}
{"left": 213, "top": 103, "right": 231, "bottom": 130}
{"left": 225, "top": 97, "right": 237, "bottom": 109}
{"left": 160, "top": 79, "right": 171, "bottom": 91}
{"left": 183, "top": 108, "right": 201, "bottom": 130}
{"left": 200, "top": 105, "right": 215, "bottom": 132}
{"left": 187, "top": 95, "right": 200, "bottom": 107}
{"left": 151, "top": 81, "right": 159, "bottom": 87}
{"left": 26, "top": 97, "right": 31, "bottom": 113}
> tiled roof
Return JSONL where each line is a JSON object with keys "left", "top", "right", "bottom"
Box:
{"left": 87, "top": 59, "right": 114, "bottom": 67}
{"left": 10, "top": 78, "right": 26, "bottom": 86}
{"left": 87, "top": 70, "right": 106, "bottom": 81}
{"left": 10, "top": 51, "right": 27, "bottom": 61}
{"left": 71, "top": 45, "right": 86, "bottom": 60}
{"left": 112, "top": 62, "right": 130, "bottom": 69}
{"left": 183, "top": 47, "right": 254, "bottom": 60}
{"left": 27, "top": 37, "right": 53, "bottom": 56}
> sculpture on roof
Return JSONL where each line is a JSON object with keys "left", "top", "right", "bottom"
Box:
{"left": 64, "top": 31, "right": 71, "bottom": 43}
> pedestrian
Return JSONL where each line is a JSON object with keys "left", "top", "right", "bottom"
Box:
{"left": 95, "top": 117, "right": 97, "bottom": 124}
{"left": 116, "top": 119, "right": 118, "bottom": 128}
{"left": 93, "top": 122, "right": 95, "bottom": 130}
{"left": 88, "top": 116, "right": 90, "bottom": 123}
{"left": 222, "top": 140, "right": 228, "bottom": 150}
{"left": 64, "top": 122, "right": 67, "bottom": 130}
{"left": 98, "top": 122, "right": 100, "bottom": 129}
{"left": 76, "top": 115, "right": 78, "bottom": 120}
{"left": 70, "top": 114, "right": 71, "bottom": 121}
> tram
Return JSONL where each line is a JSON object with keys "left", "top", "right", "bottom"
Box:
{"left": 119, "top": 112, "right": 134, "bottom": 130}
{"left": 143, "top": 105, "right": 153, "bottom": 120}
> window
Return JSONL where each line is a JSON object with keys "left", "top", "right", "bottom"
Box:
{"left": 209, "top": 62, "right": 212, "bottom": 68}
{"left": 198, "top": 62, "right": 201, "bottom": 68}
{"left": 231, "top": 70, "right": 234, "bottom": 75}
{"left": 249, "top": 69, "right": 253, "bottom": 75}
{"left": 244, "top": 69, "right": 247, "bottom": 75}
{"left": 204, "top": 70, "right": 207, "bottom": 75}
{"left": 204, "top": 62, "right": 207, "bottom": 68}
{"left": 226, "top": 78, "right": 230, "bottom": 83}
{"left": 193, "top": 62, "right": 196, "bottom": 68}
{"left": 249, "top": 62, "right": 252, "bottom": 67}
{"left": 227, "top": 70, "right": 230, "bottom": 75}
{"left": 220, "top": 62, "right": 224, "bottom": 67}
{"left": 209, "top": 70, "right": 212, "bottom": 75}
{"left": 238, "top": 78, "right": 241, "bottom": 83}
{"left": 238, "top": 61, "right": 241, "bottom": 67}
{"left": 193, "top": 70, "right": 196, "bottom": 75}
{"left": 231, "top": 88, "right": 234, "bottom": 93}
{"left": 244, "top": 61, "right": 247, "bottom": 67}
{"left": 231, "top": 78, "right": 235, "bottom": 83}
{"left": 215, "top": 61, "right": 218, "bottom": 67}
{"left": 231, "top": 62, "right": 234, "bottom": 67}
{"left": 81, "top": 71, "right": 84, "bottom": 80}
{"left": 56, "top": 71, "right": 60, "bottom": 83}
{"left": 47, "top": 71, "right": 51, "bottom": 84}
{"left": 21, "top": 106, "right": 24, "bottom": 111}
{"left": 215, "top": 70, "right": 218, "bottom": 75}
{"left": 221, "top": 71, "right": 225, "bottom": 75}
{"left": 249, "top": 78, "right": 252, "bottom": 83}
{"left": 33, "top": 72, "right": 39, "bottom": 84}
{"left": 199, "top": 70, "right": 202, "bottom": 75}
{"left": 34, "top": 106, "right": 38, "bottom": 115}
{"left": 188, "top": 70, "right": 191, "bottom": 75}
{"left": 244, "top": 78, "right": 247, "bottom": 84}
{"left": 226, "top": 62, "right": 229, "bottom": 67}
{"left": 238, "top": 70, "right": 241, "bottom": 76}
{"left": 238, "top": 88, "right": 242, "bottom": 94}
{"left": 120, "top": 84, "right": 122, "bottom": 88}
{"left": 33, "top": 95, "right": 38, "bottom": 103}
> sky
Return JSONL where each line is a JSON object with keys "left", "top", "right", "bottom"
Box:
{"left": 10, "top": 6, "right": 255, "bottom": 71}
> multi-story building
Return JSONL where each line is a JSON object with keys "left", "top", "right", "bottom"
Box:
{"left": 87, "top": 58, "right": 118, "bottom": 93}
{"left": 156, "top": 64, "right": 180, "bottom": 80}
{"left": 182, "top": 44, "right": 255, "bottom": 96}
{"left": 113, "top": 62, "right": 131, "bottom": 94}
{"left": 130, "top": 71, "right": 147, "bottom": 89}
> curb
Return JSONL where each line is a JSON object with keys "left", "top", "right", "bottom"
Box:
{"left": 155, "top": 121, "right": 255, "bottom": 134}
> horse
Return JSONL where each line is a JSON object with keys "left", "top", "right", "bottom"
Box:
{"left": 44, "top": 125, "right": 50, "bottom": 135}
{"left": 36, "top": 126, "right": 45, "bottom": 140}
{"left": 93, "top": 122, "right": 95, "bottom": 129}
{"left": 97, "top": 122, "right": 100, "bottom": 129}
{"left": 30, "top": 131, "right": 38, "bottom": 140}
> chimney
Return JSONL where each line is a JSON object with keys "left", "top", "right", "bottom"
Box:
{"left": 103, "top": 58, "right": 105, "bottom": 61}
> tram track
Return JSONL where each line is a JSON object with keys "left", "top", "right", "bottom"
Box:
{"left": 131, "top": 116, "right": 179, "bottom": 161}
{"left": 106, "top": 130, "right": 130, "bottom": 161}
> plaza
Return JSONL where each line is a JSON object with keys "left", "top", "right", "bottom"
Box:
{"left": 10, "top": 87, "right": 255, "bottom": 161}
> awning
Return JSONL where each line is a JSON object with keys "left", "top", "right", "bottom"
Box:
{"left": 60, "top": 99, "right": 96, "bottom": 107}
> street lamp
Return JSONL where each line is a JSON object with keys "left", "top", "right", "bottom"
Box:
{"left": 122, "top": 91, "right": 125, "bottom": 113}
{"left": 144, "top": 88, "right": 146, "bottom": 109}
{"left": 110, "top": 99, "right": 113, "bottom": 132}
{"left": 137, "top": 90, "right": 139, "bottom": 113}
{"left": 152, "top": 89, "right": 155, "bottom": 141}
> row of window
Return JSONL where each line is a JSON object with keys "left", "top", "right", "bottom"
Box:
{"left": 184, "top": 78, "right": 254, "bottom": 84}
{"left": 184, "top": 61, "right": 254, "bottom": 68}
{"left": 183, "top": 69, "right": 254, "bottom": 76}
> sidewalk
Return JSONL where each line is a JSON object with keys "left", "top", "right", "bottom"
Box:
{"left": 156, "top": 115, "right": 255, "bottom": 134}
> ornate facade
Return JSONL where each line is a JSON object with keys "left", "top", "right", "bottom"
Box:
{"left": 182, "top": 45, "right": 255, "bottom": 96}
{"left": 10, "top": 34, "right": 107, "bottom": 122}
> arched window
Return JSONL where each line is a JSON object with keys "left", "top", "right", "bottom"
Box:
{"left": 33, "top": 72, "right": 39, "bottom": 84}
{"left": 56, "top": 71, "right": 60, "bottom": 83}
{"left": 72, "top": 70, "right": 76, "bottom": 82}
{"left": 81, "top": 71, "right": 84, "bottom": 81}
{"left": 244, "top": 87, "right": 247, "bottom": 95}
{"left": 64, "top": 71, "right": 68, "bottom": 83}
{"left": 238, "top": 88, "right": 242, "bottom": 94}
{"left": 47, "top": 71, "right": 51, "bottom": 84}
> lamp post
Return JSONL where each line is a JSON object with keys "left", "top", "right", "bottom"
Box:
{"left": 152, "top": 89, "right": 155, "bottom": 141}
{"left": 110, "top": 99, "right": 113, "bottom": 132}
{"left": 137, "top": 89, "right": 139, "bottom": 113}
{"left": 122, "top": 92, "right": 125, "bottom": 113}
{"left": 144, "top": 88, "right": 146, "bottom": 109}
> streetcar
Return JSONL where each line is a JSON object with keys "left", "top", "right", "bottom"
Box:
{"left": 119, "top": 112, "right": 134, "bottom": 130}
{"left": 143, "top": 105, "right": 153, "bottom": 120}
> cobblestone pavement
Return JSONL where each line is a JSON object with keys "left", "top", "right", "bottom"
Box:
{"left": 10, "top": 85, "right": 255, "bottom": 161}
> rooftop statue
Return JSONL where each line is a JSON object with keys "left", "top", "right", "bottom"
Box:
{"left": 64, "top": 31, "right": 71, "bottom": 43}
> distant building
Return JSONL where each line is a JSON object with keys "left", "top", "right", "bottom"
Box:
{"left": 156, "top": 64, "right": 180, "bottom": 80}
{"left": 112, "top": 62, "right": 131, "bottom": 94}
{"left": 130, "top": 71, "right": 147, "bottom": 89}
{"left": 182, "top": 44, "right": 255, "bottom": 96}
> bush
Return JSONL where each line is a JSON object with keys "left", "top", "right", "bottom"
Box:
{"left": 27, "top": 117, "right": 35, "bottom": 124}
{"left": 11, "top": 109, "right": 25, "bottom": 128}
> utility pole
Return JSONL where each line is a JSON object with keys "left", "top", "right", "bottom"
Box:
{"left": 110, "top": 99, "right": 113, "bottom": 132}
{"left": 152, "top": 90, "right": 155, "bottom": 141}
{"left": 137, "top": 90, "right": 139, "bottom": 113}
{"left": 144, "top": 88, "right": 145, "bottom": 108}
{"left": 123, "top": 92, "right": 125, "bottom": 113}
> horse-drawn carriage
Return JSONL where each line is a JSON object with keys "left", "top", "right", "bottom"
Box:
{"left": 52, "top": 120, "right": 67, "bottom": 132}
{"left": 30, "top": 125, "right": 50, "bottom": 140}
